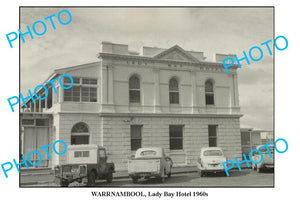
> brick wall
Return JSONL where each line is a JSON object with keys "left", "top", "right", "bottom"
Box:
{"left": 55, "top": 113, "right": 102, "bottom": 165}
{"left": 101, "top": 116, "right": 242, "bottom": 171}
{"left": 53, "top": 113, "right": 242, "bottom": 171}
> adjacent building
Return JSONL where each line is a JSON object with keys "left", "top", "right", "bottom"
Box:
{"left": 240, "top": 128, "right": 274, "bottom": 157}
{"left": 20, "top": 42, "right": 242, "bottom": 171}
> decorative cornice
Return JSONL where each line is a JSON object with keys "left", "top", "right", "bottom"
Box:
{"left": 21, "top": 111, "right": 243, "bottom": 119}
{"left": 98, "top": 112, "right": 243, "bottom": 118}
{"left": 153, "top": 45, "right": 200, "bottom": 63}
{"left": 97, "top": 52, "right": 239, "bottom": 70}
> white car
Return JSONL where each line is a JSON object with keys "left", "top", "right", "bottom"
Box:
{"left": 196, "top": 147, "right": 227, "bottom": 177}
{"left": 128, "top": 147, "right": 173, "bottom": 183}
{"left": 251, "top": 144, "right": 274, "bottom": 173}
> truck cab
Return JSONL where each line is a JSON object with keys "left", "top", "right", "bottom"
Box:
{"left": 54, "top": 144, "right": 115, "bottom": 187}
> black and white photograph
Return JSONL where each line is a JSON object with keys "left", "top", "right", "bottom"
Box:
{"left": 19, "top": 7, "right": 274, "bottom": 187}
{"left": 2, "top": 0, "right": 300, "bottom": 212}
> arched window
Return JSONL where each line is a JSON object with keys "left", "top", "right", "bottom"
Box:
{"left": 169, "top": 78, "right": 179, "bottom": 104}
{"left": 71, "top": 122, "right": 89, "bottom": 145}
{"left": 129, "top": 75, "right": 140, "bottom": 103}
{"left": 205, "top": 80, "right": 214, "bottom": 105}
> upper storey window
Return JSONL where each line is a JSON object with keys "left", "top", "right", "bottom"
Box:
{"left": 169, "top": 78, "right": 179, "bottom": 104}
{"left": 63, "top": 77, "right": 97, "bottom": 103}
{"left": 129, "top": 75, "right": 140, "bottom": 104}
{"left": 205, "top": 80, "right": 214, "bottom": 105}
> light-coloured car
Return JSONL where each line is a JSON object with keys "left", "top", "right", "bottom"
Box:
{"left": 251, "top": 144, "right": 274, "bottom": 173}
{"left": 196, "top": 147, "right": 227, "bottom": 177}
{"left": 128, "top": 147, "right": 173, "bottom": 183}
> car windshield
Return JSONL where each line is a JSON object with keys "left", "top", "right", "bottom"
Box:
{"left": 140, "top": 151, "right": 157, "bottom": 156}
{"left": 203, "top": 150, "right": 223, "bottom": 156}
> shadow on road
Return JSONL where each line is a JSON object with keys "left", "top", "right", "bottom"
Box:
{"left": 226, "top": 168, "right": 274, "bottom": 177}
{"left": 21, "top": 168, "right": 274, "bottom": 187}
{"left": 136, "top": 174, "right": 195, "bottom": 185}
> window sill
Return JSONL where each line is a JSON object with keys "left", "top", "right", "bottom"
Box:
{"left": 169, "top": 103, "right": 180, "bottom": 107}
{"left": 129, "top": 103, "right": 141, "bottom": 106}
{"left": 170, "top": 149, "right": 185, "bottom": 154}
{"left": 62, "top": 101, "right": 98, "bottom": 103}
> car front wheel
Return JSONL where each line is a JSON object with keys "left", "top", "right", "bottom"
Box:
{"left": 60, "top": 179, "right": 69, "bottom": 187}
{"left": 257, "top": 166, "right": 261, "bottom": 173}
{"left": 160, "top": 170, "right": 166, "bottom": 183}
{"left": 132, "top": 177, "right": 139, "bottom": 184}
{"left": 106, "top": 171, "right": 113, "bottom": 183}
{"left": 88, "top": 171, "right": 96, "bottom": 186}
{"left": 167, "top": 172, "right": 171, "bottom": 178}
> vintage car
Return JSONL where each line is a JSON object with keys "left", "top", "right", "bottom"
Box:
{"left": 54, "top": 144, "right": 115, "bottom": 187}
{"left": 128, "top": 147, "right": 173, "bottom": 183}
{"left": 251, "top": 144, "right": 274, "bottom": 172}
{"left": 196, "top": 147, "right": 227, "bottom": 177}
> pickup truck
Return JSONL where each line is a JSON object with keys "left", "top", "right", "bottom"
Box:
{"left": 128, "top": 147, "right": 173, "bottom": 183}
{"left": 54, "top": 144, "right": 115, "bottom": 187}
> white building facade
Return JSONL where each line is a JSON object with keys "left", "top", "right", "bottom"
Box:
{"left": 21, "top": 42, "right": 242, "bottom": 171}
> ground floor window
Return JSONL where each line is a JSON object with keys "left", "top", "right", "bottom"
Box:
{"left": 71, "top": 122, "right": 90, "bottom": 145}
{"left": 71, "top": 135, "right": 89, "bottom": 145}
{"left": 208, "top": 125, "right": 218, "bottom": 147}
{"left": 169, "top": 125, "right": 183, "bottom": 150}
{"left": 131, "top": 125, "right": 142, "bottom": 151}
{"left": 21, "top": 118, "right": 50, "bottom": 167}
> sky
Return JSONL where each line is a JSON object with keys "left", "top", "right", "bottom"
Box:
{"left": 20, "top": 7, "right": 273, "bottom": 131}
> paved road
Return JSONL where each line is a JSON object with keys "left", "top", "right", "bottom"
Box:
{"left": 22, "top": 169, "right": 274, "bottom": 187}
